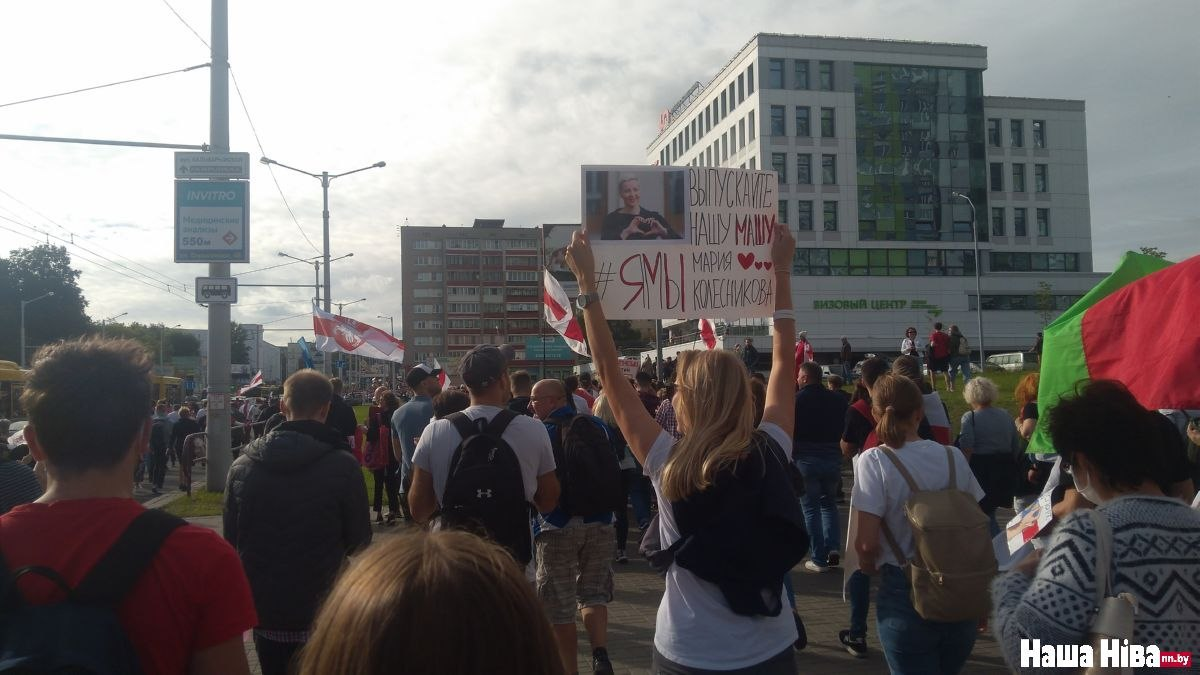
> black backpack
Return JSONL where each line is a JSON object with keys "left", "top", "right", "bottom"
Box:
{"left": 0, "top": 509, "right": 185, "bottom": 674}
{"left": 149, "top": 420, "right": 168, "bottom": 453}
{"left": 548, "top": 414, "right": 624, "bottom": 517}
{"left": 434, "top": 410, "right": 534, "bottom": 565}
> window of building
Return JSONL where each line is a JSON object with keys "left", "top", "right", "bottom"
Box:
{"left": 447, "top": 319, "right": 480, "bottom": 329}
{"left": 1037, "top": 208, "right": 1050, "bottom": 237}
{"left": 412, "top": 336, "right": 442, "bottom": 346}
{"left": 797, "top": 200, "right": 813, "bottom": 231}
{"left": 483, "top": 287, "right": 504, "bottom": 297}
{"left": 1032, "top": 120, "right": 1045, "bottom": 148}
{"left": 1014, "top": 207, "right": 1028, "bottom": 237}
{"left": 747, "top": 64, "right": 754, "bottom": 95}
{"left": 412, "top": 303, "right": 443, "bottom": 314}
{"left": 737, "top": 73, "right": 744, "bottom": 103}
{"left": 505, "top": 271, "right": 538, "bottom": 282}
{"left": 720, "top": 90, "right": 727, "bottom": 119}
{"left": 970, "top": 293, "right": 1083, "bottom": 311}
{"left": 771, "top": 153, "right": 787, "bottom": 183}
{"left": 482, "top": 270, "right": 503, "bottom": 282}
{"left": 820, "top": 108, "right": 835, "bottom": 137}
{"left": 445, "top": 254, "right": 478, "bottom": 266}
{"left": 738, "top": 118, "right": 745, "bottom": 147}
{"left": 1010, "top": 119, "right": 1024, "bottom": 148}
{"left": 991, "top": 207, "right": 1005, "bottom": 236}
{"left": 414, "top": 255, "right": 443, "bottom": 266}
{"left": 796, "top": 154, "right": 812, "bottom": 184}
{"left": 446, "top": 270, "right": 480, "bottom": 282}
{"left": 748, "top": 110, "right": 755, "bottom": 141}
{"left": 795, "top": 106, "right": 810, "bottom": 137}
{"left": 794, "top": 60, "right": 809, "bottom": 89}
{"left": 821, "top": 154, "right": 836, "bottom": 184}
{"left": 506, "top": 303, "right": 539, "bottom": 313}
{"left": 818, "top": 61, "right": 834, "bottom": 90}
{"left": 415, "top": 272, "right": 443, "bottom": 282}
{"left": 410, "top": 320, "right": 442, "bottom": 330}
{"left": 768, "top": 58, "right": 784, "bottom": 88}
{"left": 1012, "top": 163, "right": 1026, "bottom": 192}
{"left": 749, "top": 157, "right": 756, "bottom": 170}
{"left": 413, "top": 288, "right": 443, "bottom": 298}
{"left": 823, "top": 202, "right": 838, "bottom": 231}
{"left": 447, "top": 302, "right": 480, "bottom": 314}
{"left": 445, "top": 238, "right": 481, "bottom": 249}
{"left": 1034, "top": 164, "right": 1048, "bottom": 193}
{"left": 770, "top": 105, "right": 786, "bottom": 136}
{"left": 777, "top": 199, "right": 788, "bottom": 225}
{"left": 412, "top": 240, "right": 442, "bottom": 250}
{"left": 482, "top": 302, "right": 504, "bottom": 313}
{"left": 508, "top": 286, "right": 538, "bottom": 297}
{"left": 447, "top": 286, "right": 478, "bottom": 296}
{"left": 989, "top": 162, "right": 1004, "bottom": 192}
{"left": 987, "top": 118, "right": 1001, "bottom": 147}
{"left": 792, "top": 248, "right": 976, "bottom": 276}
{"left": 989, "top": 252, "right": 1079, "bottom": 273}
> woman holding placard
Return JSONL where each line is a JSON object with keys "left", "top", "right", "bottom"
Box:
{"left": 567, "top": 223, "right": 806, "bottom": 673}
{"left": 601, "top": 176, "right": 682, "bottom": 241}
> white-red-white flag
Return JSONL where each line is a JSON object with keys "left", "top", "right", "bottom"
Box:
{"left": 543, "top": 269, "right": 589, "bottom": 357}
{"left": 698, "top": 319, "right": 717, "bottom": 350}
{"left": 312, "top": 300, "right": 406, "bottom": 363}
{"left": 238, "top": 370, "right": 263, "bottom": 395}
{"left": 433, "top": 358, "right": 449, "bottom": 388}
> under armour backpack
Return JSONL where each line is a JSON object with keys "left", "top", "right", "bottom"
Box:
{"left": 148, "top": 420, "right": 168, "bottom": 453}
{"left": 0, "top": 509, "right": 185, "bottom": 674}
{"left": 878, "top": 445, "right": 996, "bottom": 622}
{"left": 434, "top": 410, "right": 533, "bottom": 564}
{"left": 549, "top": 414, "right": 624, "bottom": 517}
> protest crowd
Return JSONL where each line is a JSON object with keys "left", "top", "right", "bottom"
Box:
{"left": 2, "top": 225, "right": 1199, "bottom": 675}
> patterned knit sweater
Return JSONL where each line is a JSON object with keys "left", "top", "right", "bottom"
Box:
{"left": 992, "top": 495, "right": 1200, "bottom": 673}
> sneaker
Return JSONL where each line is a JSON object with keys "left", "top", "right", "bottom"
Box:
{"left": 792, "top": 612, "right": 808, "bottom": 652}
{"left": 839, "top": 630, "right": 868, "bottom": 658}
{"left": 615, "top": 549, "right": 628, "bottom": 564}
{"left": 826, "top": 552, "right": 841, "bottom": 568}
{"left": 592, "top": 648, "right": 614, "bottom": 674}
{"left": 803, "top": 560, "right": 831, "bottom": 573}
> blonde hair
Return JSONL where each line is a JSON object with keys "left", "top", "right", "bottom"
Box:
{"left": 660, "top": 350, "right": 755, "bottom": 501}
{"left": 870, "top": 374, "right": 924, "bottom": 448}
{"left": 297, "top": 531, "right": 563, "bottom": 675}
{"left": 591, "top": 393, "right": 616, "bottom": 428}
{"left": 963, "top": 376, "right": 999, "bottom": 407}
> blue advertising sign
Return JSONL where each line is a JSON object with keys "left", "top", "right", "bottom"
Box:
{"left": 174, "top": 181, "right": 249, "bottom": 262}
{"left": 524, "top": 335, "right": 576, "bottom": 361}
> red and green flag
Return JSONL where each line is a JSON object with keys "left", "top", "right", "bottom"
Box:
{"left": 1029, "top": 252, "right": 1198, "bottom": 453}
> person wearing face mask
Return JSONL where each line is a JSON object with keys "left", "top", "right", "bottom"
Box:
{"left": 991, "top": 380, "right": 1200, "bottom": 671}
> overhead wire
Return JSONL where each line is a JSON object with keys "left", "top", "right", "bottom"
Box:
{"left": 0, "top": 63, "right": 210, "bottom": 110}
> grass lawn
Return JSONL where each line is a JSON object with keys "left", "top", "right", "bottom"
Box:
{"left": 163, "top": 490, "right": 225, "bottom": 518}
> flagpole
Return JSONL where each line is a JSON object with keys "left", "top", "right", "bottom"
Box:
{"left": 540, "top": 227, "right": 547, "bottom": 379}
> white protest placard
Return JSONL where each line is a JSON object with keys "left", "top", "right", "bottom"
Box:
{"left": 582, "top": 166, "right": 778, "bottom": 320}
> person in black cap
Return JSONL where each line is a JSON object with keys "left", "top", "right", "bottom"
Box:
{"left": 408, "top": 345, "right": 559, "bottom": 567}
{"left": 390, "top": 364, "right": 442, "bottom": 520}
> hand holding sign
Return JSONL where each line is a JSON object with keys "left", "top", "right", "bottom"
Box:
{"left": 771, "top": 222, "right": 795, "bottom": 271}
{"left": 566, "top": 230, "right": 595, "bottom": 286}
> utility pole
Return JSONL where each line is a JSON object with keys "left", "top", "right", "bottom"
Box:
{"left": 206, "top": 0, "right": 232, "bottom": 493}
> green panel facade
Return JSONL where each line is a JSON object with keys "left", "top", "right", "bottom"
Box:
{"left": 854, "top": 64, "right": 987, "bottom": 242}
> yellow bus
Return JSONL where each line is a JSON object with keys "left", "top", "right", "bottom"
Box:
{"left": 154, "top": 376, "right": 184, "bottom": 405}
{"left": 0, "top": 360, "right": 27, "bottom": 420}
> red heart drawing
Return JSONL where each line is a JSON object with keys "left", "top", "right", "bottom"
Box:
{"left": 754, "top": 261, "right": 763, "bottom": 270}
{"left": 737, "top": 252, "right": 754, "bottom": 270}
{"left": 763, "top": 261, "right": 773, "bottom": 270}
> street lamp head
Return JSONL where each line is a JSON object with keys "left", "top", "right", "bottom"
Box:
{"left": 48, "top": 292, "right": 55, "bottom": 297}
{"left": 259, "top": 157, "right": 274, "bottom": 165}
{"left": 277, "top": 251, "right": 287, "bottom": 257}
{"left": 346, "top": 252, "right": 354, "bottom": 258}
{"left": 374, "top": 161, "right": 387, "bottom": 168}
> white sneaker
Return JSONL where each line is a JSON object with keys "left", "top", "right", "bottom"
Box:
{"left": 804, "top": 560, "right": 832, "bottom": 573}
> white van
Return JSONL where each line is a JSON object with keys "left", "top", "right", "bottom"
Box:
{"left": 984, "top": 352, "right": 1039, "bottom": 372}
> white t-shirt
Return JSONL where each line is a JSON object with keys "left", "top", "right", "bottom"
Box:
{"left": 571, "top": 394, "right": 591, "bottom": 414}
{"left": 412, "top": 405, "right": 556, "bottom": 505}
{"left": 851, "top": 440, "right": 985, "bottom": 568}
{"left": 644, "top": 422, "right": 797, "bottom": 670}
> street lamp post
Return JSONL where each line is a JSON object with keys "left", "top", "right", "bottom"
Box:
{"left": 951, "top": 192, "right": 985, "bottom": 371}
{"left": 377, "top": 314, "right": 395, "bottom": 388}
{"left": 100, "top": 312, "right": 127, "bottom": 339}
{"left": 160, "top": 323, "right": 182, "bottom": 372}
{"left": 277, "top": 251, "right": 354, "bottom": 306}
{"left": 19, "top": 292, "right": 55, "bottom": 368}
{"left": 259, "top": 157, "right": 385, "bottom": 318}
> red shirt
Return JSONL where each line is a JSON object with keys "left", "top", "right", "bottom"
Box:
{"left": 929, "top": 331, "right": 950, "bottom": 359}
{"left": 0, "top": 499, "right": 257, "bottom": 675}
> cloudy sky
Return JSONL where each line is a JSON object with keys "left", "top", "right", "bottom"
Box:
{"left": 1, "top": 0, "right": 1196, "bottom": 345}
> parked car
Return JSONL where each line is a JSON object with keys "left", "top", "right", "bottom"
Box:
{"left": 985, "top": 352, "right": 1039, "bottom": 372}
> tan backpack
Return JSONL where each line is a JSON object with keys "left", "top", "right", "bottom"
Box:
{"left": 879, "top": 445, "right": 997, "bottom": 622}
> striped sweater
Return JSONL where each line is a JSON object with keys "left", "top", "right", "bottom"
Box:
{"left": 992, "top": 495, "right": 1200, "bottom": 673}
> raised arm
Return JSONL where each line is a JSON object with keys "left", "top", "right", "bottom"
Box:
{"left": 760, "top": 223, "right": 796, "bottom": 433}
{"left": 566, "top": 231, "right": 661, "bottom": 464}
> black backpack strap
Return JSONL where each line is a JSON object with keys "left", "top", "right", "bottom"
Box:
{"left": 484, "top": 409, "right": 518, "bottom": 437}
{"left": 73, "top": 509, "right": 186, "bottom": 607}
{"left": 447, "top": 411, "right": 481, "bottom": 440}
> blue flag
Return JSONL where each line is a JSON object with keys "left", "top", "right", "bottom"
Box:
{"left": 298, "top": 337, "right": 314, "bottom": 369}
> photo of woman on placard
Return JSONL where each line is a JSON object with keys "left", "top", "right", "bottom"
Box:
{"left": 601, "top": 176, "right": 682, "bottom": 241}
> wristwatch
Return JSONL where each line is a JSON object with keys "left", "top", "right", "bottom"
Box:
{"left": 576, "top": 292, "right": 600, "bottom": 310}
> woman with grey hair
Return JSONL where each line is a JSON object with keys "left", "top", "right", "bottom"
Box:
{"left": 958, "top": 377, "right": 1021, "bottom": 535}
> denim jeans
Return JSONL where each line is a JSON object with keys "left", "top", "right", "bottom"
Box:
{"left": 876, "top": 565, "right": 977, "bottom": 675}
{"left": 628, "top": 465, "right": 653, "bottom": 529}
{"left": 795, "top": 453, "right": 841, "bottom": 566}
{"left": 847, "top": 569, "right": 871, "bottom": 639}
{"left": 948, "top": 356, "right": 972, "bottom": 386}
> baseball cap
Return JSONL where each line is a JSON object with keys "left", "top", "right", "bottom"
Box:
{"left": 459, "top": 344, "right": 508, "bottom": 389}
{"left": 406, "top": 364, "right": 442, "bottom": 389}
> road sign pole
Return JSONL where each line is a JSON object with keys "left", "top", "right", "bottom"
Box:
{"left": 205, "top": 0, "right": 232, "bottom": 493}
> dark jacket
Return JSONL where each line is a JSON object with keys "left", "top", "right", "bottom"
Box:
{"left": 325, "top": 394, "right": 358, "bottom": 439}
{"left": 793, "top": 384, "right": 849, "bottom": 457}
{"left": 224, "top": 419, "right": 371, "bottom": 630}
{"left": 170, "top": 417, "right": 203, "bottom": 454}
